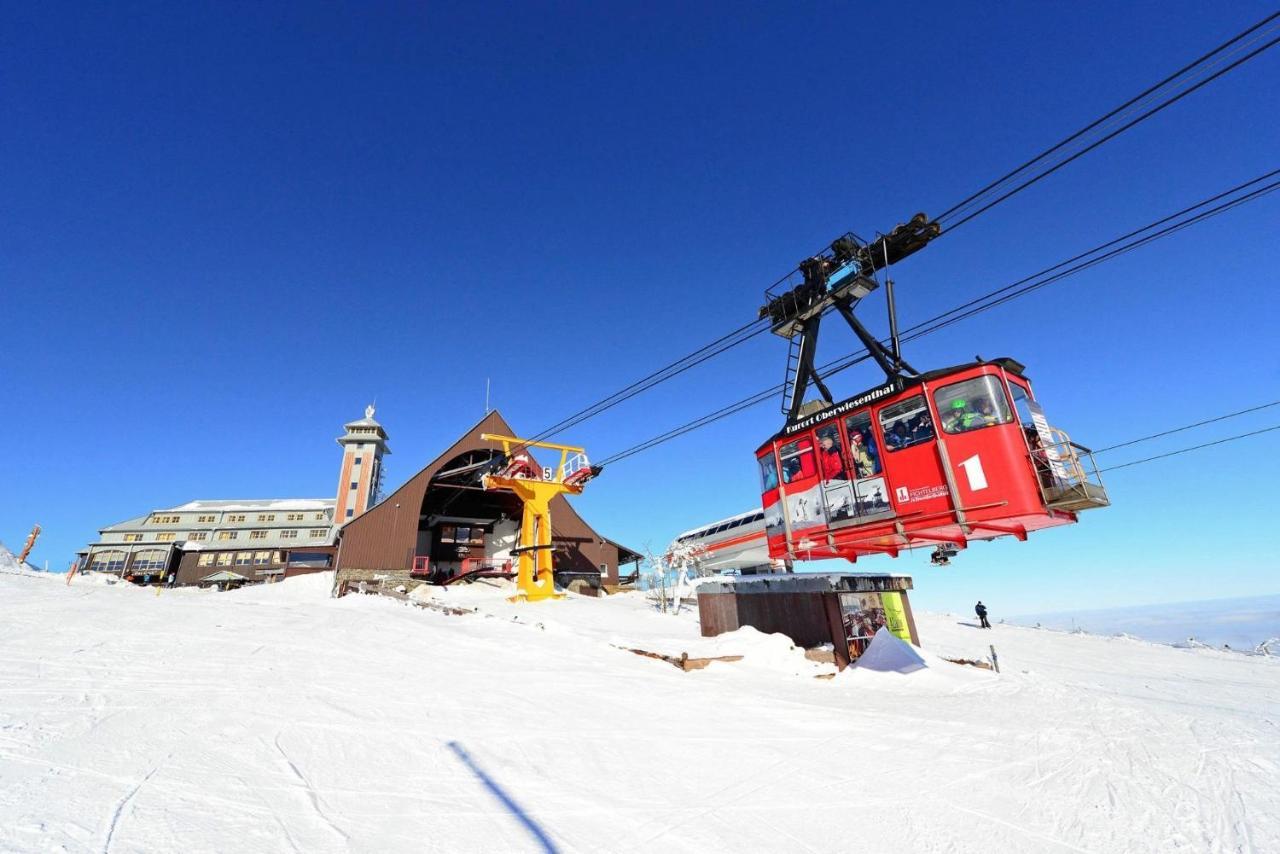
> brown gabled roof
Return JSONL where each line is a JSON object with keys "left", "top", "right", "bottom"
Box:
{"left": 336, "top": 410, "right": 637, "bottom": 571}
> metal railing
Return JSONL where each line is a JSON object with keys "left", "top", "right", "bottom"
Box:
{"left": 1033, "top": 427, "right": 1110, "bottom": 512}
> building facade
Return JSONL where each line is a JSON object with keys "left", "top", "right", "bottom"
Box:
{"left": 78, "top": 406, "right": 638, "bottom": 593}
{"left": 81, "top": 499, "right": 339, "bottom": 586}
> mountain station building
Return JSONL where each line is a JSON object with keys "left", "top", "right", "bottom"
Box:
{"left": 78, "top": 407, "right": 638, "bottom": 593}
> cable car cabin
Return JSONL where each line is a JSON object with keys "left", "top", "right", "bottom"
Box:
{"left": 755, "top": 358, "right": 1109, "bottom": 564}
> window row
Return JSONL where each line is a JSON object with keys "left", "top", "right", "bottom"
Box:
{"left": 196, "top": 550, "right": 285, "bottom": 567}
{"left": 677, "top": 511, "right": 766, "bottom": 544}
{"left": 88, "top": 550, "right": 167, "bottom": 573}
{"left": 761, "top": 376, "right": 1019, "bottom": 501}
{"left": 211, "top": 529, "right": 329, "bottom": 541}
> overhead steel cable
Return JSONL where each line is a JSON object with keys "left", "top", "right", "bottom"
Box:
{"left": 598, "top": 171, "right": 1280, "bottom": 465}
{"left": 1094, "top": 400, "right": 1280, "bottom": 454}
{"left": 935, "top": 11, "right": 1280, "bottom": 231}
{"left": 515, "top": 14, "right": 1280, "bottom": 450}
{"left": 524, "top": 318, "right": 770, "bottom": 446}
{"left": 1099, "top": 424, "right": 1280, "bottom": 472}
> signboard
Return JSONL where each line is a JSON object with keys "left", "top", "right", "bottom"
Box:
{"left": 1027, "top": 400, "right": 1068, "bottom": 480}
{"left": 781, "top": 379, "right": 904, "bottom": 437}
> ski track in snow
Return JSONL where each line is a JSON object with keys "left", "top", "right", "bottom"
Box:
{"left": 0, "top": 570, "right": 1277, "bottom": 852}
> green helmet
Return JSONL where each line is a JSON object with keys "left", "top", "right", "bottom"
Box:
{"left": 950, "top": 399, "right": 968, "bottom": 410}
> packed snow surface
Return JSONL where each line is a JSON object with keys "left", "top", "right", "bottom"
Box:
{"left": 2, "top": 572, "right": 1278, "bottom": 853}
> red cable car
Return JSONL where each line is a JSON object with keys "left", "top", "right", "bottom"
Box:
{"left": 755, "top": 217, "right": 1108, "bottom": 566}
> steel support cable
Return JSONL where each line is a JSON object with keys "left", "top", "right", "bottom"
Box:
{"left": 1093, "top": 400, "right": 1280, "bottom": 453}
{"left": 1099, "top": 424, "right": 1280, "bottom": 472}
{"left": 524, "top": 317, "right": 769, "bottom": 444}
{"left": 599, "top": 173, "right": 1280, "bottom": 465}
{"left": 506, "top": 17, "right": 1280, "bottom": 452}
{"left": 934, "top": 11, "right": 1280, "bottom": 229}
{"left": 507, "top": 16, "right": 1280, "bottom": 455}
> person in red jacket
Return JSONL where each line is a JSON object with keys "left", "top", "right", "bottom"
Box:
{"left": 818, "top": 433, "right": 848, "bottom": 481}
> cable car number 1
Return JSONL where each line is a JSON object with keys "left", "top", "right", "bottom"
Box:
{"left": 957, "top": 455, "right": 988, "bottom": 491}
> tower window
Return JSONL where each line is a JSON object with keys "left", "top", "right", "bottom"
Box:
{"left": 350, "top": 482, "right": 358, "bottom": 490}
{"left": 345, "top": 509, "right": 354, "bottom": 518}
{"left": 353, "top": 457, "right": 362, "bottom": 465}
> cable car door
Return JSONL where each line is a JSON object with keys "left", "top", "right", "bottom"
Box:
{"left": 875, "top": 394, "right": 951, "bottom": 521}
{"left": 930, "top": 373, "right": 1021, "bottom": 514}
{"left": 775, "top": 435, "right": 826, "bottom": 557}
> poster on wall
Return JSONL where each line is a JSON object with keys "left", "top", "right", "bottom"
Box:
{"left": 839, "top": 591, "right": 888, "bottom": 658}
{"left": 764, "top": 504, "right": 785, "bottom": 538}
{"left": 785, "top": 483, "right": 827, "bottom": 531}
{"left": 854, "top": 477, "right": 891, "bottom": 516}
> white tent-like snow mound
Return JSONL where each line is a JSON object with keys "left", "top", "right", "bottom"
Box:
{"left": 854, "top": 626, "right": 928, "bottom": 673}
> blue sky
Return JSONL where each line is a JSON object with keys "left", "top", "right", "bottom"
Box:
{"left": 2, "top": 2, "right": 1277, "bottom": 614}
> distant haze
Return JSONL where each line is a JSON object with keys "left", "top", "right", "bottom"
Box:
{"left": 1010, "top": 594, "right": 1280, "bottom": 649}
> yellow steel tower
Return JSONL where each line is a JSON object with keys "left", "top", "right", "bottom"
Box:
{"left": 480, "top": 434, "right": 599, "bottom": 602}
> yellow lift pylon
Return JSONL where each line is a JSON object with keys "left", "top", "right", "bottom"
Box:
{"left": 480, "top": 434, "right": 600, "bottom": 602}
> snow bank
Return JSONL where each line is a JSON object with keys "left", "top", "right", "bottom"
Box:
{"left": 854, "top": 626, "right": 928, "bottom": 673}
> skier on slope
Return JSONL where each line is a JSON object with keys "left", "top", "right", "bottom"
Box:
{"left": 975, "top": 600, "right": 991, "bottom": 629}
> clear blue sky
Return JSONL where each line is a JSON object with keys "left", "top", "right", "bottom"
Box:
{"left": 2, "top": 1, "right": 1277, "bottom": 614}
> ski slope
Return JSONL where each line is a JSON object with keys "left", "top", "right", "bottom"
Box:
{"left": 1, "top": 571, "right": 1276, "bottom": 853}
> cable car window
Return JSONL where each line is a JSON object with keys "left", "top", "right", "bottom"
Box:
{"left": 1010, "top": 383, "right": 1035, "bottom": 427}
{"left": 843, "top": 412, "right": 882, "bottom": 477}
{"left": 880, "top": 396, "right": 935, "bottom": 451}
{"left": 758, "top": 454, "right": 779, "bottom": 491}
{"left": 935, "top": 376, "right": 1015, "bottom": 434}
{"left": 778, "top": 438, "right": 817, "bottom": 484}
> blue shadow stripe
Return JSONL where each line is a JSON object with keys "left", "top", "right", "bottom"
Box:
{"left": 446, "top": 741, "right": 559, "bottom": 853}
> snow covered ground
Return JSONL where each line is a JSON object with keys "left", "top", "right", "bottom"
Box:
{"left": 1, "top": 571, "right": 1277, "bottom": 853}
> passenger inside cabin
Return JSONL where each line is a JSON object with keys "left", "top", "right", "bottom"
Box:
{"left": 782, "top": 457, "right": 803, "bottom": 483}
{"left": 975, "top": 397, "right": 999, "bottom": 425}
{"left": 886, "top": 421, "right": 911, "bottom": 449}
{"left": 849, "top": 429, "right": 877, "bottom": 478}
{"left": 759, "top": 457, "right": 779, "bottom": 491}
{"left": 817, "top": 430, "right": 848, "bottom": 481}
{"left": 943, "top": 398, "right": 978, "bottom": 433}
{"left": 910, "top": 412, "right": 934, "bottom": 442}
